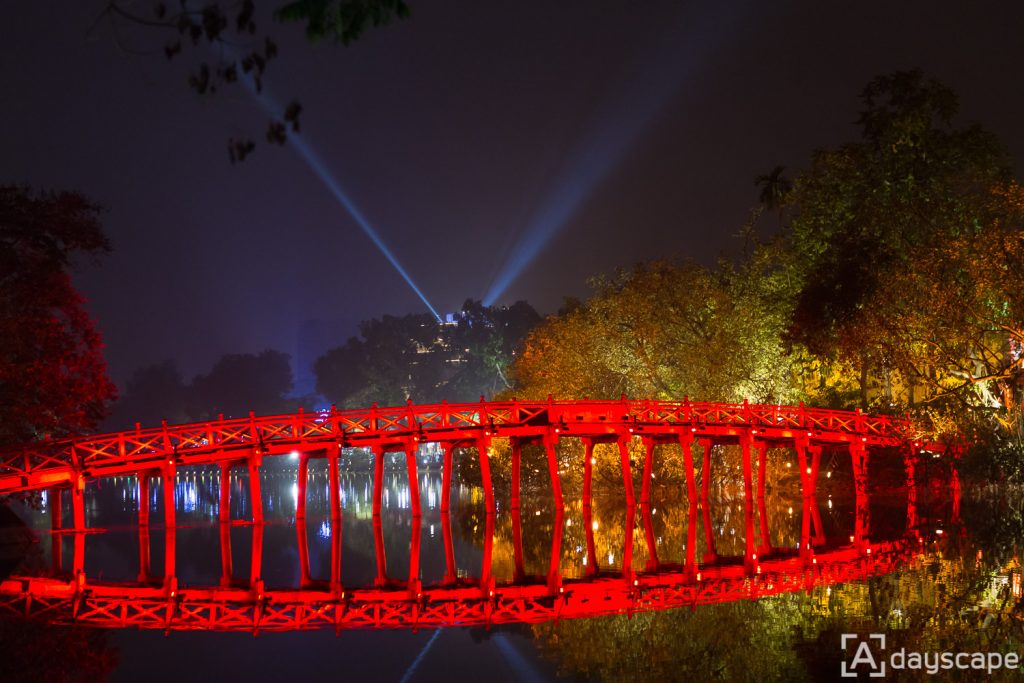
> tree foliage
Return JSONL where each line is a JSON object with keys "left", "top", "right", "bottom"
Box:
{"left": 315, "top": 300, "right": 540, "bottom": 407}
{"left": 101, "top": 0, "right": 411, "bottom": 162}
{"left": 512, "top": 254, "right": 799, "bottom": 404}
{"left": 0, "top": 186, "right": 116, "bottom": 446}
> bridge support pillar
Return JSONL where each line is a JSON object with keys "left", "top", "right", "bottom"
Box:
{"left": 700, "top": 440, "right": 716, "bottom": 563}
{"left": 548, "top": 506, "right": 564, "bottom": 594}
{"left": 582, "top": 502, "right": 597, "bottom": 577}
{"left": 138, "top": 524, "right": 151, "bottom": 583}
{"left": 679, "top": 433, "right": 697, "bottom": 503}
{"left": 582, "top": 440, "right": 594, "bottom": 510}
{"left": 248, "top": 450, "right": 263, "bottom": 525}
{"left": 544, "top": 431, "right": 563, "bottom": 510}
{"left": 904, "top": 449, "right": 918, "bottom": 534}
{"left": 296, "top": 453, "right": 309, "bottom": 520}
{"left": 162, "top": 463, "right": 176, "bottom": 588}
{"left": 741, "top": 434, "right": 756, "bottom": 573}
{"left": 755, "top": 440, "right": 772, "bottom": 556}
{"left": 850, "top": 440, "right": 870, "bottom": 549}
{"left": 405, "top": 441, "right": 421, "bottom": 519}
{"left": 219, "top": 463, "right": 231, "bottom": 523}
{"left": 617, "top": 435, "right": 636, "bottom": 508}
{"left": 442, "top": 506, "right": 457, "bottom": 584}
{"left": 640, "top": 436, "right": 655, "bottom": 505}
{"left": 512, "top": 506, "right": 526, "bottom": 582}
{"left": 296, "top": 516, "right": 312, "bottom": 589}
{"left": 440, "top": 442, "right": 454, "bottom": 514}
{"left": 373, "top": 514, "right": 387, "bottom": 587}
{"left": 328, "top": 446, "right": 342, "bottom": 587}
{"left": 481, "top": 511, "right": 494, "bottom": 597}
{"left": 477, "top": 437, "right": 495, "bottom": 515}
{"left": 250, "top": 521, "right": 263, "bottom": 587}
{"left": 510, "top": 439, "right": 522, "bottom": 511}
{"left": 138, "top": 473, "right": 150, "bottom": 527}
{"left": 641, "top": 503, "right": 659, "bottom": 572}
{"left": 685, "top": 498, "right": 698, "bottom": 580}
{"left": 71, "top": 473, "right": 85, "bottom": 531}
{"left": 50, "top": 488, "right": 62, "bottom": 572}
{"left": 372, "top": 445, "right": 385, "bottom": 518}
{"left": 219, "top": 518, "right": 232, "bottom": 587}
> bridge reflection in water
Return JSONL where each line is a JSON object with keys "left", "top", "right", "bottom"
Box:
{"left": 0, "top": 400, "right": 959, "bottom": 632}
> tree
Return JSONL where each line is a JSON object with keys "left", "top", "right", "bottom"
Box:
{"left": 315, "top": 301, "right": 541, "bottom": 407}
{"left": 103, "top": 359, "right": 188, "bottom": 430}
{"left": 782, "top": 70, "right": 1013, "bottom": 411}
{"left": 0, "top": 186, "right": 116, "bottom": 446}
{"left": 99, "top": 0, "right": 411, "bottom": 162}
{"left": 188, "top": 349, "right": 294, "bottom": 419}
{"left": 512, "top": 256, "right": 799, "bottom": 404}
{"left": 755, "top": 165, "right": 792, "bottom": 227}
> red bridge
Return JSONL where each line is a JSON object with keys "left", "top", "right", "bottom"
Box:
{"left": 0, "top": 398, "right": 955, "bottom": 631}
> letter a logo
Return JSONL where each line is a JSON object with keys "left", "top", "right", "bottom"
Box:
{"left": 841, "top": 634, "right": 886, "bottom": 677}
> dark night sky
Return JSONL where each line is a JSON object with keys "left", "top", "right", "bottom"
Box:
{"left": 5, "top": 1, "right": 1024, "bottom": 391}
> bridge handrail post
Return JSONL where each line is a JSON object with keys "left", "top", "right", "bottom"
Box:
{"left": 370, "top": 403, "right": 379, "bottom": 432}
{"left": 799, "top": 401, "right": 806, "bottom": 429}
{"left": 441, "top": 400, "right": 449, "bottom": 428}
{"left": 683, "top": 395, "right": 691, "bottom": 423}
{"left": 480, "top": 395, "right": 489, "bottom": 428}
{"left": 407, "top": 399, "right": 417, "bottom": 433}
{"left": 743, "top": 398, "right": 751, "bottom": 424}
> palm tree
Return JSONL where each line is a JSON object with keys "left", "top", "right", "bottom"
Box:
{"left": 755, "top": 165, "right": 792, "bottom": 226}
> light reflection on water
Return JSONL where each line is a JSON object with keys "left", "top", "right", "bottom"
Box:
{"left": 14, "top": 461, "right": 902, "bottom": 592}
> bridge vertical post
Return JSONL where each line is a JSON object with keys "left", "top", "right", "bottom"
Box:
{"left": 755, "top": 439, "right": 772, "bottom": 556}
{"left": 219, "top": 517, "right": 232, "bottom": 587}
{"left": 71, "top": 474, "right": 85, "bottom": 531}
{"left": 481, "top": 510, "right": 494, "bottom": 597}
{"left": 510, "top": 438, "right": 522, "bottom": 511}
{"left": 162, "top": 463, "right": 176, "bottom": 589}
{"left": 405, "top": 441, "right": 421, "bottom": 519}
{"left": 905, "top": 447, "right": 918, "bottom": 534}
{"left": 679, "top": 433, "right": 697, "bottom": 503}
{"left": 219, "top": 463, "right": 231, "bottom": 524}
{"left": 477, "top": 437, "right": 495, "bottom": 515}
{"left": 250, "top": 520, "right": 264, "bottom": 588}
{"left": 138, "top": 473, "right": 150, "bottom": 527}
{"left": 548, "top": 506, "right": 564, "bottom": 594}
{"left": 409, "top": 506, "right": 422, "bottom": 597}
{"left": 700, "top": 438, "right": 713, "bottom": 501}
{"left": 544, "top": 430, "right": 564, "bottom": 510}
{"left": 641, "top": 503, "right": 659, "bottom": 572}
{"left": 796, "top": 439, "right": 813, "bottom": 561}
{"left": 373, "top": 514, "right": 387, "bottom": 587}
{"left": 50, "top": 488, "right": 63, "bottom": 572}
{"left": 440, "top": 442, "right": 454, "bottom": 514}
{"left": 850, "top": 439, "right": 870, "bottom": 550}
{"left": 950, "top": 444, "right": 962, "bottom": 526}
{"left": 807, "top": 445, "right": 825, "bottom": 545}
{"left": 247, "top": 450, "right": 263, "bottom": 526}
{"left": 685, "top": 498, "right": 698, "bottom": 580}
{"left": 617, "top": 435, "right": 636, "bottom": 508}
{"left": 138, "top": 524, "right": 151, "bottom": 583}
{"left": 328, "top": 446, "right": 342, "bottom": 587}
{"left": 741, "top": 432, "right": 756, "bottom": 573}
{"left": 442, "top": 506, "right": 457, "bottom": 584}
{"left": 640, "top": 436, "right": 655, "bottom": 505}
{"left": 582, "top": 502, "right": 597, "bottom": 577}
{"left": 296, "top": 453, "right": 309, "bottom": 520}
{"left": 621, "top": 503, "right": 635, "bottom": 585}
{"left": 297, "top": 516, "right": 312, "bottom": 589}
{"left": 700, "top": 440, "right": 717, "bottom": 564}
{"left": 372, "top": 445, "right": 385, "bottom": 518}
{"left": 582, "top": 439, "right": 594, "bottom": 510}
{"left": 512, "top": 506, "right": 526, "bottom": 582}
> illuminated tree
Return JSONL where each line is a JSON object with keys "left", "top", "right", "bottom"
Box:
{"left": 512, "top": 254, "right": 800, "bottom": 404}
{"left": 0, "top": 186, "right": 116, "bottom": 446}
{"left": 782, "top": 70, "right": 1012, "bottom": 410}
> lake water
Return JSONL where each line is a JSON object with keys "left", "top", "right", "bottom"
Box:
{"left": 3, "top": 452, "right": 1018, "bottom": 682}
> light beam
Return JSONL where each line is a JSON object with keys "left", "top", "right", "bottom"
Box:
{"left": 482, "top": 4, "right": 747, "bottom": 306}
